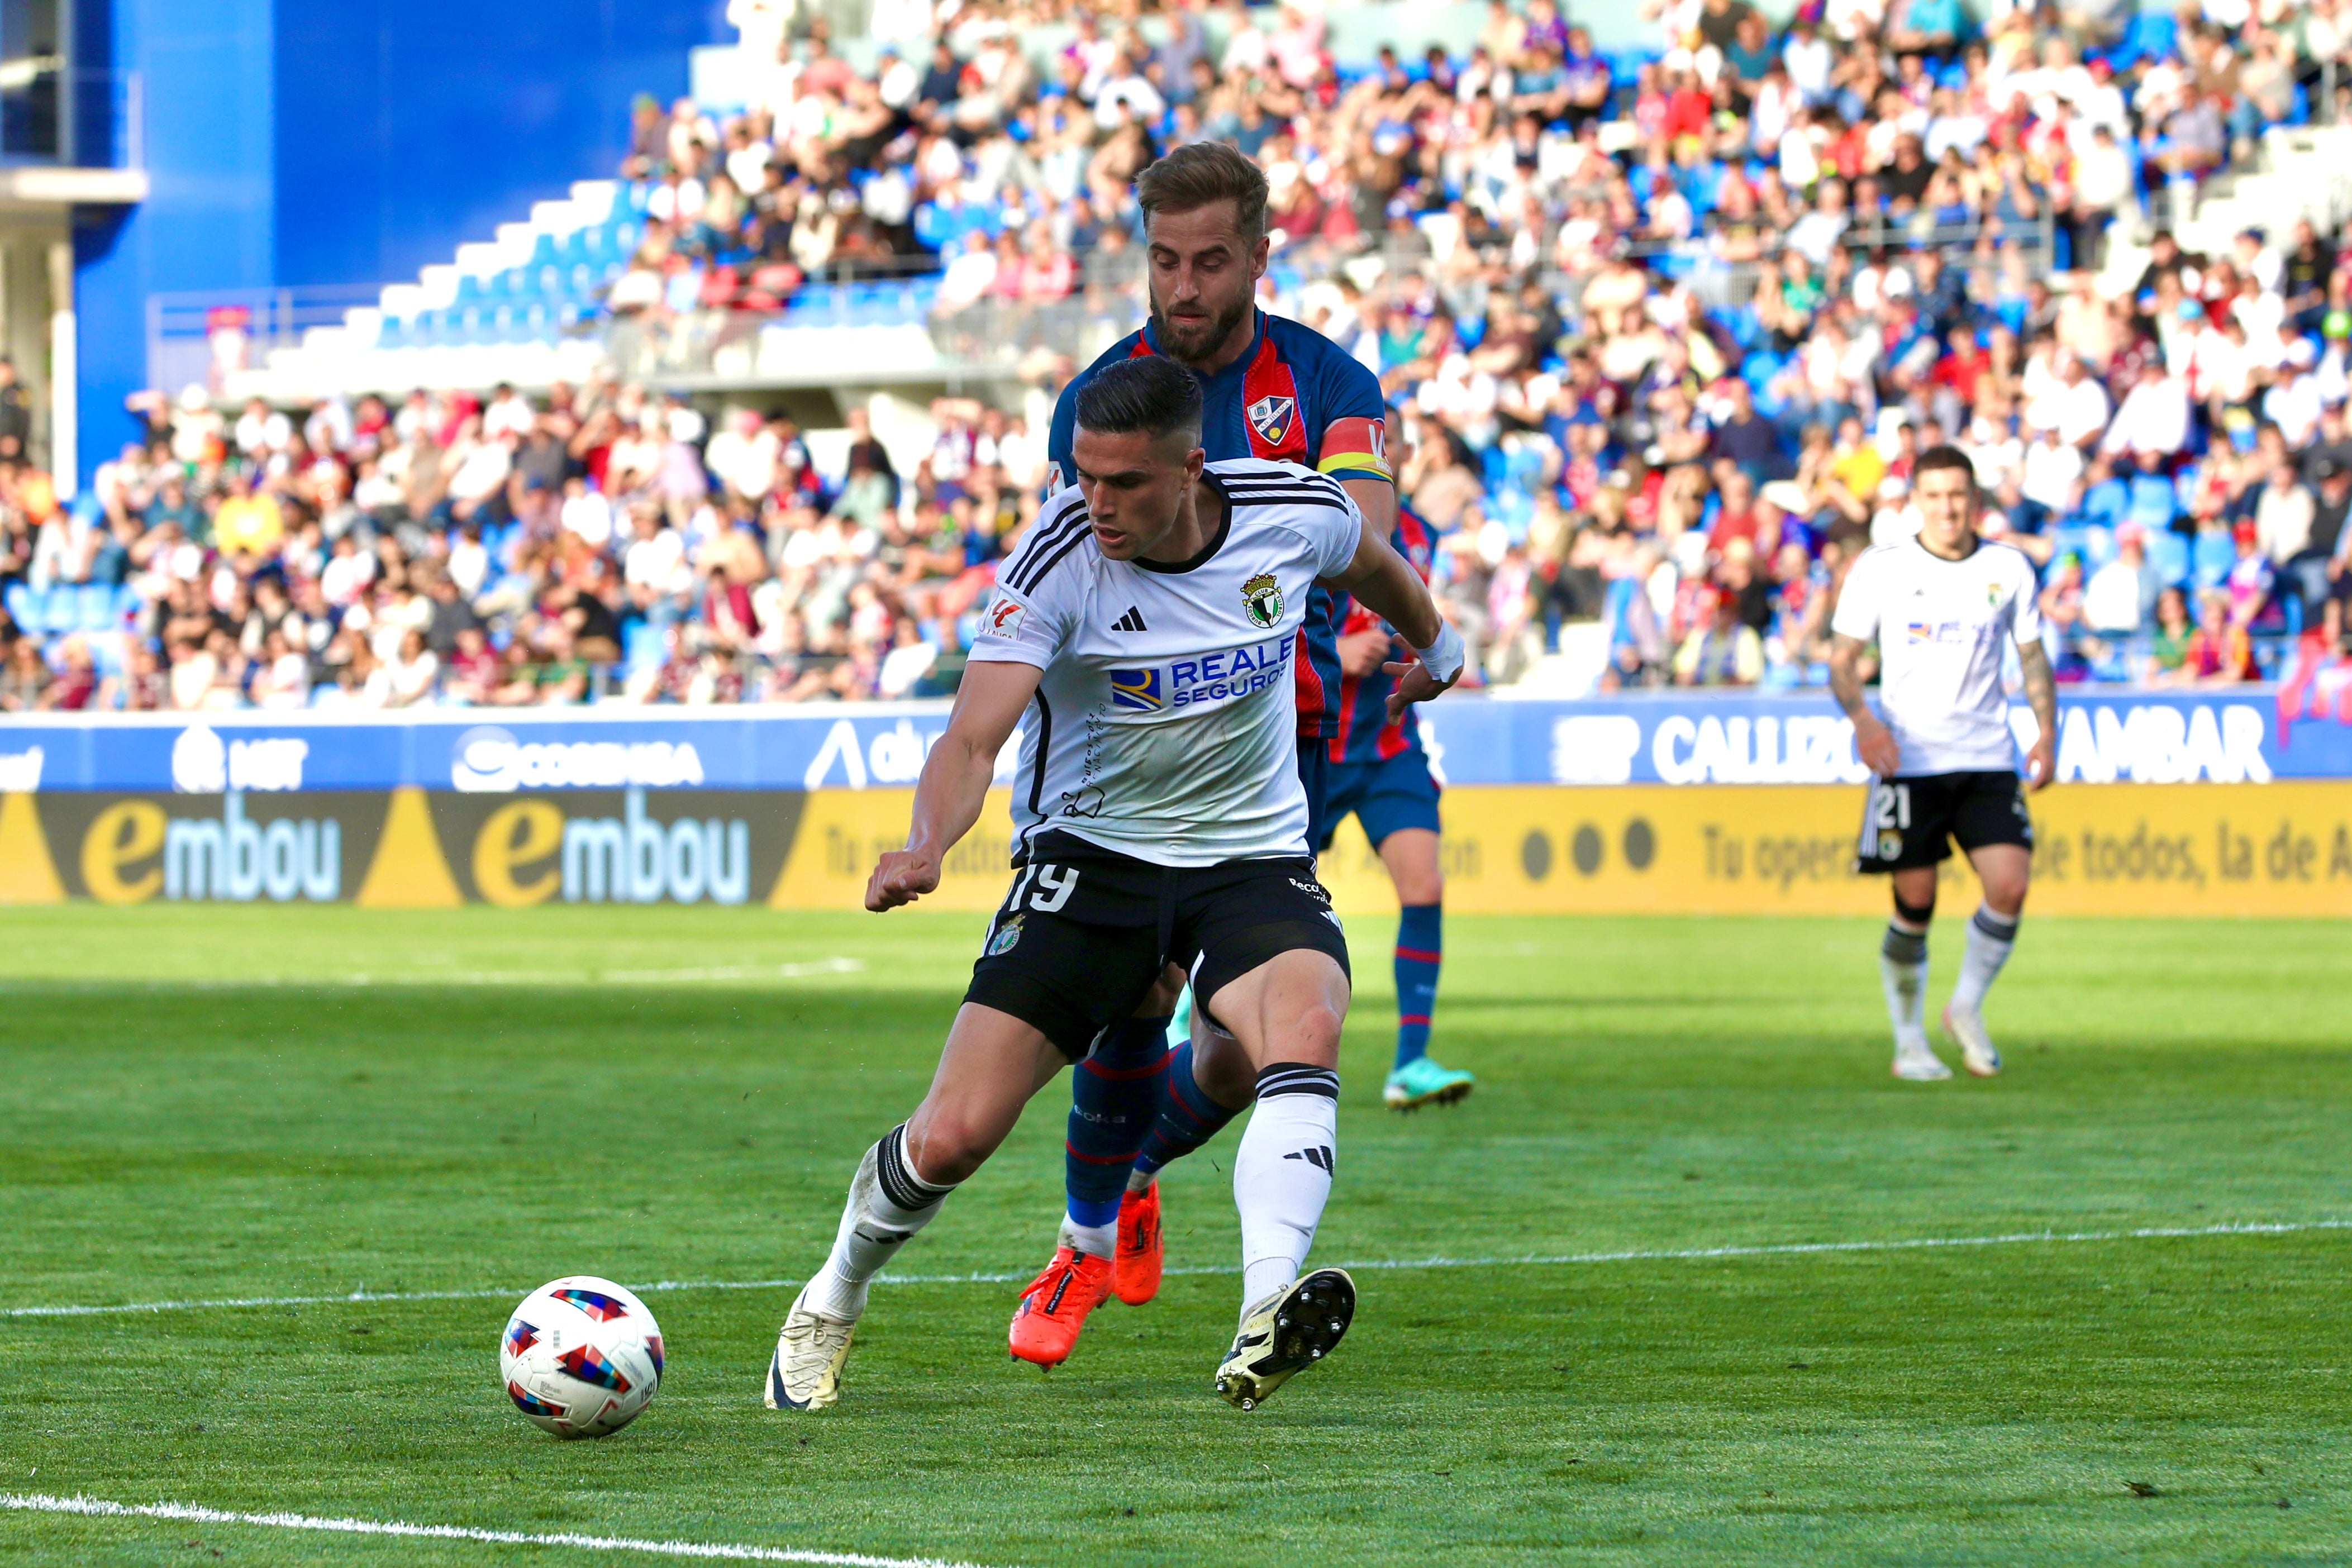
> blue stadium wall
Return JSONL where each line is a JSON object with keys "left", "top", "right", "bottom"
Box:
{"left": 70, "top": 0, "right": 731, "bottom": 478}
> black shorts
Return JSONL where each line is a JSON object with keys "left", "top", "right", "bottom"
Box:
{"left": 965, "top": 830, "right": 1352, "bottom": 1060}
{"left": 1854, "top": 770, "right": 2034, "bottom": 874}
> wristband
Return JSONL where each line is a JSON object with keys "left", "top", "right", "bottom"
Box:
{"left": 1412, "top": 619, "right": 1466, "bottom": 684}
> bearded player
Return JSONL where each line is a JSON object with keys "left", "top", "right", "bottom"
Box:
{"left": 1007, "top": 142, "right": 1425, "bottom": 1370}
{"left": 1829, "top": 444, "right": 2058, "bottom": 1081}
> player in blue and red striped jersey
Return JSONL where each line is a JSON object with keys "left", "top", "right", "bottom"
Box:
{"left": 1320, "top": 420, "right": 1474, "bottom": 1112}
{"left": 1009, "top": 142, "right": 1410, "bottom": 1369}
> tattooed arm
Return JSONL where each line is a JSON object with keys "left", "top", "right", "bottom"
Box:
{"left": 1830, "top": 631, "right": 1901, "bottom": 777}
{"left": 2016, "top": 637, "right": 2058, "bottom": 790}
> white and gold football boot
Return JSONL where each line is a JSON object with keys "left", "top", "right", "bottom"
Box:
{"left": 764, "top": 1281, "right": 859, "bottom": 1412}
{"left": 1215, "top": 1269, "right": 1356, "bottom": 1410}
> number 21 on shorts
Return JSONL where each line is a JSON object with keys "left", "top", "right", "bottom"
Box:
{"left": 1863, "top": 781, "right": 1911, "bottom": 862}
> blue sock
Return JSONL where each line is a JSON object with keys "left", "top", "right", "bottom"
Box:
{"left": 1393, "top": 902, "right": 1442, "bottom": 1071}
{"left": 1132, "top": 1041, "right": 1246, "bottom": 1178}
{"left": 1065, "top": 1018, "right": 1170, "bottom": 1229}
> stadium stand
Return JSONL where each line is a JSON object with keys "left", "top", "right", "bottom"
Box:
{"left": 8, "top": 0, "right": 2352, "bottom": 711}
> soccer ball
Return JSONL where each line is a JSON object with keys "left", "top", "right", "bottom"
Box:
{"left": 499, "top": 1276, "right": 665, "bottom": 1438}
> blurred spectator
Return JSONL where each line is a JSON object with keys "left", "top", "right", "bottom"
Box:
{"left": 2179, "top": 587, "right": 2258, "bottom": 683}
{"left": 1673, "top": 588, "right": 1764, "bottom": 687}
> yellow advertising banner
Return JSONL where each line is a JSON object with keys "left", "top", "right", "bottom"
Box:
{"left": 2, "top": 782, "right": 2346, "bottom": 916}
{"left": 761, "top": 782, "right": 2352, "bottom": 918}
{"left": 1316, "top": 782, "right": 2352, "bottom": 918}
{"left": 769, "top": 788, "right": 1017, "bottom": 912}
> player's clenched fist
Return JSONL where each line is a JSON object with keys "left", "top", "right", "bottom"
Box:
{"left": 866, "top": 850, "right": 940, "bottom": 911}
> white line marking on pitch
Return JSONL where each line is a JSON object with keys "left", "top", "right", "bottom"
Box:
{"left": 7, "top": 1218, "right": 2342, "bottom": 1321}
{"left": 0, "top": 1493, "right": 1000, "bottom": 1568}
{"left": 0, "top": 958, "right": 870, "bottom": 990}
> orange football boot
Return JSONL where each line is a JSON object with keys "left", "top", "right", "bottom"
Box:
{"left": 1008, "top": 1245, "right": 1112, "bottom": 1367}
{"left": 1112, "top": 1181, "right": 1163, "bottom": 1305}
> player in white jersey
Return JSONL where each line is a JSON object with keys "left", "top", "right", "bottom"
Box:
{"left": 1829, "top": 445, "right": 2059, "bottom": 1082}
{"left": 764, "top": 355, "right": 1464, "bottom": 1412}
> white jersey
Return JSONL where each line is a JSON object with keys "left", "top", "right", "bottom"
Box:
{"left": 1830, "top": 536, "right": 2044, "bottom": 775}
{"left": 968, "top": 460, "right": 1362, "bottom": 867}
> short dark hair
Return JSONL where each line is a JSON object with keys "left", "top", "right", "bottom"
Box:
{"left": 1913, "top": 443, "right": 1978, "bottom": 497}
{"left": 1135, "top": 142, "right": 1269, "bottom": 246}
{"left": 1074, "top": 355, "right": 1204, "bottom": 448}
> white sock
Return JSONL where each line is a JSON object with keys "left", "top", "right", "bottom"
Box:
{"left": 1233, "top": 1065, "right": 1340, "bottom": 1317}
{"left": 1949, "top": 904, "right": 2018, "bottom": 1016}
{"left": 810, "top": 1123, "right": 956, "bottom": 1317}
{"left": 1880, "top": 921, "right": 1930, "bottom": 1051}
{"left": 1059, "top": 1212, "right": 1115, "bottom": 1260}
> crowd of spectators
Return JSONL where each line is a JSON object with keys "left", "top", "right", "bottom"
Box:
{"left": 9, "top": 0, "right": 2352, "bottom": 711}
{"left": 0, "top": 375, "right": 1064, "bottom": 710}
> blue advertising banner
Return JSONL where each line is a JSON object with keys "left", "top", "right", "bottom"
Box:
{"left": 1, "top": 688, "right": 2345, "bottom": 794}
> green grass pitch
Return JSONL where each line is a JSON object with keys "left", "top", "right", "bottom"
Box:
{"left": 0, "top": 905, "right": 2346, "bottom": 1565}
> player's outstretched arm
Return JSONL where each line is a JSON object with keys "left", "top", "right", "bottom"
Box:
{"left": 867, "top": 659, "right": 1042, "bottom": 912}
{"left": 1322, "top": 513, "right": 1462, "bottom": 720}
{"left": 1830, "top": 632, "right": 1902, "bottom": 777}
{"left": 2015, "top": 638, "right": 2058, "bottom": 790}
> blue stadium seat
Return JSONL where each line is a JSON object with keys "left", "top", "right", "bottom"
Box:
{"left": 36, "top": 587, "right": 74, "bottom": 633}
{"left": 2126, "top": 473, "right": 2179, "bottom": 531}
{"left": 75, "top": 583, "right": 116, "bottom": 630}
{"left": 2, "top": 580, "right": 28, "bottom": 628}
{"left": 2113, "top": 10, "right": 2177, "bottom": 65}
{"left": 2079, "top": 523, "right": 2118, "bottom": 572}
{"left": 623, "top": 621, "right": 666, "bottom": 674}
{"left": 2146, "top": 529, "right": 2191, "bottom": 585}
{"left": 2191, "top": 528, "right": 2234, "bottom": 589}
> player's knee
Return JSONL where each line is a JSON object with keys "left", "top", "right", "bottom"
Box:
{"left": 903, "top": 1107, "right": 996, "bottom": 1185}
{"left": 1391, "top": 864, "right": 1442, "bottom": 905}
{"left": 1278, "top": 1002, "right": 1345, "bottom": 1067}
{"left": 1980, "top": 877, "right": 2028, "bottom": 919}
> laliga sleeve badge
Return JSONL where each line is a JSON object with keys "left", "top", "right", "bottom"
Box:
{"left": 1242, "top": 573, "right": 1285, "bottom": 629}
{"left": 987, "top": 594, "right": 1027, "bottom": 639}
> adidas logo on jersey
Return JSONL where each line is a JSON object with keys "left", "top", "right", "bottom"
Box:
{"left": 1111, "top": 606, "right": 1147, "bottom": 632}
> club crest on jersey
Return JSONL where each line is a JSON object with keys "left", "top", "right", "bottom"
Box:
{"left": 1986, "top": 581, "right": 2004, "bottom": 607}
{"left": 1108, "top": 667, "right": 1165, "bottom": 711}
{"left": 1241, "top": 573, "right": 1284, "bottom": 630}
{"left": 1246, "top": 394, "right": 1296, "bottom": 448}
{"left": 987, "top": 914, "right": 1025, "bottom": 956}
